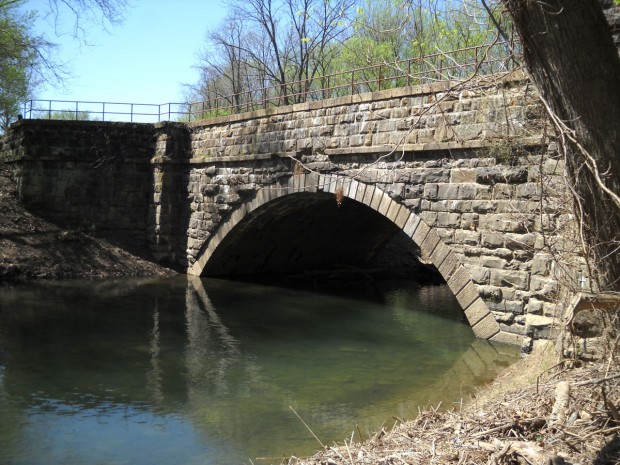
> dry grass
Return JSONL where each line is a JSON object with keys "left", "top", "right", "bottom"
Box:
{"left": 285, "top": 344, "right": 620, "bottom": 465}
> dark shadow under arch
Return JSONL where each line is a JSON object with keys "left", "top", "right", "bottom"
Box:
{"left": 202, "top": 192, "right": 438, "bottom": 284}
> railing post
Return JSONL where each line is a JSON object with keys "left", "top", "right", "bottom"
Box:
{"left": 102, "top": 102, "right": 106, "bottom": 121}
{"left": 407, "top": 59, "right": 411, "bottom": 86}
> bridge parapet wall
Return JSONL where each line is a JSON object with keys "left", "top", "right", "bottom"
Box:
{"left": 184, "top": 72, "right": 543, "bottom": 160}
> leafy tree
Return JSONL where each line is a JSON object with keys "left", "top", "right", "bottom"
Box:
{"left": 0, "top": 1, "right": 46, "bottom": 130}
{"left": 42, "top": 109, "right": 96, "bottom": 120}
{"left": 201, "top": 0, "right": 357, "bottom": 105}
{"left": 0, "top": 0, "right": 128, "bottom": 130}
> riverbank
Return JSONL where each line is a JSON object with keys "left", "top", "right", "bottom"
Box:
{"left": 294, "top": 344, "right": 620, "bottom": 465}
{"left": 1, "top": 161, "right": 618, "bottom": 464}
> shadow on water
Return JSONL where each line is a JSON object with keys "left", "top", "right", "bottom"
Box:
{"left": 0, "top": 276, "right": 519, "bottom": 465}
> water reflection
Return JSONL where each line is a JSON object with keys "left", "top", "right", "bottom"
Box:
{"left": 0, "top": 277, "right": 519, "bottom": 465}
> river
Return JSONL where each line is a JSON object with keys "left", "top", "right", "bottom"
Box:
{"left": 0, "top": 276, "right": 518, "bottom": 465}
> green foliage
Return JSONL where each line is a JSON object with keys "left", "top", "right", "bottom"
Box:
{"left": 188, "top": 0, "right": 516, "bottom": 117}
{"left": 0, "top": 1, "right": 42, "bottom": 130}
{"left": 44, "top": 110, "right": 98, "bottom": 121}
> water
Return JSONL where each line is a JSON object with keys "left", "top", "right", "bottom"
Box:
{"left": 0, "top": 276, "right": 519, "bottom": 465}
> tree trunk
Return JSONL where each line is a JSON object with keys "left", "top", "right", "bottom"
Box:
{"left": 504, "top": 0, "right": 620, "bottom": 291}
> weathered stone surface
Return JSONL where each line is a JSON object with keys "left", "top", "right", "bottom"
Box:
{"left": 456, "top": 281, "right": 480, "bottom": 310}
{"left": 471, "top": 312, "right": 501, "bottom": 339}
{"left": 447, "top": 265, "right": 472, "bottom": 295}
{"left": 525, "top": 314, "right": 556, "bottom": 340}
{"left": 490, "top": 330, "right": 524, "bottom": 347}
{"left": 490, "top": 269, "right": 530, "bottom": 290}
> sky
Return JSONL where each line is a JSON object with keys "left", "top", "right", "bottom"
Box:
{"left": 27, "top": 0, "right": 228, "bottom": 105}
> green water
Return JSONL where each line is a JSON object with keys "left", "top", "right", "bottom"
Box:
{"left": 0, "top": 276, "right": 518, "bottom": 465}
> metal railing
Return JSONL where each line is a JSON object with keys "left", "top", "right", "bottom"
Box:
{"left": 21, "top": 41, "right": 519, "bottom": 124}
{"left": 20, "top": 100, "right": 190, "bottom": 123}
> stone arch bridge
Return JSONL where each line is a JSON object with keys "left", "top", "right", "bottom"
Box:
{"left": 1, "top": 72, "right": 577, "bottom": 348}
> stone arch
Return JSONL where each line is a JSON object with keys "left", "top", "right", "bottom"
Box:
{"left": 189, "top": 173, "right": 507, "bottom": 342}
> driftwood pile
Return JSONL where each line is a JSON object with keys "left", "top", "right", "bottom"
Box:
{"left": 288, "top": 351, "right": 620, "bottom": 465}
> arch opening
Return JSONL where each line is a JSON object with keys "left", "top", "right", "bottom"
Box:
{"left": 201, "top": 192, "right": 443, "bottom": 286}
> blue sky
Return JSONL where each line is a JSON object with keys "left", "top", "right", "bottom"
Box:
{"left": 29, "top": 0, "right": 228, "bottom": 105}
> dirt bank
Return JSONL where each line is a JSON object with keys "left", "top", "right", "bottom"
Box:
{"left": 0, "top": 161, "right": 175, "bottom": 282}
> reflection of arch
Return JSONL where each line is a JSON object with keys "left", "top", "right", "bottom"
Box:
{"left": 188, "top": 173, "right": 502, "bottom": 341}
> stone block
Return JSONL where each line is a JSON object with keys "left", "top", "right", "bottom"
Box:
{"left": 526, "top": 298, "right": 544, "bottom": 315}
{"left": 438, "top": 252, "right": 459, "bottom": 279}
{"left": 430, "top": 241, "right": 451, "bottom": 268}
{"left": 471, "top": 312, "right": 501, "bottom": 339}
{"left": 340, "top": 178, "right": 354, "bottom": 199}
{"left": 530, "top": 276, "right": 558, "bottom": 296}
{"left": 418, "top": 212, "right": 437, "bottom": 227}
{"left": 394, "top": 205, "right": 411, "bottom": 229}
{"left": 490, "top": 331, "right": 524, "bottom": 347}
{"left": 480, "top": 255, "right": 508, "bottom": 269}
{"left": 402, "top": 214, "right": 421, "bottom": 237}
{"left": 458, "top": 184, "right": 477, "bottom": 200}
{"left": 386, "top": 201, "right": 402, "bottom": 225}
{"left": 543, "top": 158, "right": 565, "bottom": 175}
{"left": 463, "top": 297, "right": 490, "bottom": 326}
{"left": 437, "top": 212, "right": 461, "bottom": 228}
{"left": 490, "top": 269, "right": 530, "bottom": 290}
{"left": 370, "top": 188, "right": 384, "bottom": 210}
{"left": 363, "top": 184, "right": 375, "bottom": 206}
{"left": 515, "top": 183, "right": 542, "bottom": 200}
{"left": 437, "top": 184, "right": 459, "bottom": 200}
{"left": 419, "top": 228, "right": 440, "bottom": 258}
{"left": 426, "top": 167, "right": 451, "bottom": 181}
{"left": 525, "top": 314, "right": 556, "bottom": 339}
{"left": 305, "top": 172, "right": 320, "bottom": 193}
{"left": 409, "top": 220, "right": 430, "bottom": 248}
{"left": 456, "top": 281, "right": 480, "bottom": 310}
{"left": 492, "top": 184, "right": 514, "bottom": 199}
{"left": 479, "top": 214, "right": 528, "bottom": 233}
{"left": 354, "top": 181, "right": 367, "bottom": 203}
{"left": 468, "top": 266, "right": 490, "bottom": 285}
{"left": 424, "top": 183, "right": 439, "bottom": 200}
{"left": 487, "top": 299, "right": 525, "bottom": 315}
{"left": 476, "top": 167, "right": 528, "bottom": 184}
{"left": 478, "top": 284, "right": 502, "bottom": 301}
{"left": 449, "top": 200, "right": 472, "bottom": 213}
{"left": 543, "top": 302, "right": 559, "bottom": 318}
{"left": 461, "top": 213, "right": 479, "bottom": 230}
{"left": 480, "top": 231, "right": 504, "bottom": 248}
{"left": 435, "top": 228, "right": 454, "bottom": 243}
{"left": 378, "top": 193, "right": 392, "bottom": 216}
{"left": 447, "top": 265, "right": 471, "bottom": 295}
{"left": 450, "top": 168, "right": 476, "bottom": 183}
{"left": 387, "top": 183, "right": 405, "bottom": 200}
{"left": 428, "top": 199, "right": 449, "bottom": 212}
{"left": 455, "top": 230, "right": 480, "bottom": 246}
{"left": 505, "top": 233, "right": 539, "bottom": 251}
